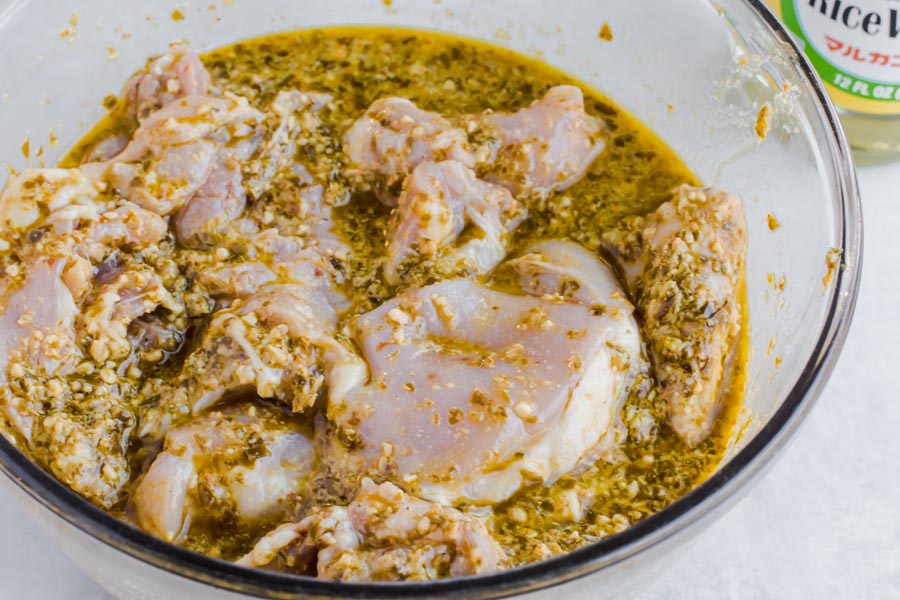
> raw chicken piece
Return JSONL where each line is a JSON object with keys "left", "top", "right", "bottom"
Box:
{"left": 602, "top": 185, "right": 746, "bottom": 446}
{"left": 229, "top": 231, "right": 366, "bottom": 397}
{"left": 117, "top": 94, "right": 262, "bottom": 157}
{"left": 123, "top": 43, "right": 212, "bottom": 122}
{"left": 238, "top": 284, "right": 366, "bottom": 406}
{"left": 0, "top": 168, "right": 165, "bottom": 308}
{"left": 194, "top": 226, "right": 349, "bottom": 312}
{"left": 0, "top": 259, "right": 79, "bottom": 389}
{"left": 91, "top": 94, "right": 264, "bottom": 217}
{"left": 246, "top": 89, "right": 334, "bottom": 198}
{"left": 237, "top": 478, "right": 507, "bottom": 580}
{"left": 329, "top": 242, "right": 643, "bottom": 504}
{"left": 283, "top": 184, "right": 352, "bottom": 259}
{"left": 0, "top": 168, "right": 101, "bottom": 234}
{"left": 240, "top": 283, "right": 339, "bottom": 345}
{"left": 251, "top": 93, "right": 352, "bottom": 257}
{"left": 140, "top": 253, "right": 365, "bottom": 438}
{"left": 343, "top": 98, "right": 475, "bottom": 201}
{"left": 9, "top": 193, "right": 168, "bottom": 295}
{"left": 106, "top": 139, "right": 215, "bottom": 216}
{"left": 173, "top": 144, "right": 253, "bottom": 249}
{"left": 465, "top": 85, "right": 606, "bottom": 198}
{"left": 175, "top": 90, "right": 337, "bottom": 250}
{"left": 36, "top": 400, "right": 135, "bottom": 510}
{"left": 175, "top": 301, "right": 328, "bottom": 417}
{"left": 246, "top": 221, "right": 308, "bottom": 260}
{"left": 82, "top": 134, "right": 131, "bottom": 163}
{"left": 508, "top": 239, "right": 632, "bottom": 310}
{"left": 133, "top": 404, "right": 315, "bottom": 543}
{"left": 194, "top": 234, "right": 325, "bottom": 303}
{"left": 384, "top": 160, "right": 525, "bottom": 284}
{"left": 87, "top": 202, "right": 169, "bottom": 250}
{"left": 9, "top": 198, "right": 169, "bottom": 307}
{"left": 78, "top": 264, "right": 183, "bottom": 363}
{"left": 198, "top": 262, "right": 278, "bottom": 300}
{"left": 0, "top": 260, "right": 137, "bottom": 509}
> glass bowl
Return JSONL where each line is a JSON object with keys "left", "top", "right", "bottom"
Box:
{"left": 0, "top": 0, "right": 861, "bottom": 598}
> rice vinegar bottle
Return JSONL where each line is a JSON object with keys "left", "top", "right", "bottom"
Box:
{"left": 767, "top": 0, "right": 900, "bottom": 164}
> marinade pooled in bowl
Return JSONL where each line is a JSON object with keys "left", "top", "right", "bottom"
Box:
{"left": 2, "top": 28, "right": 747, "bottom": 578}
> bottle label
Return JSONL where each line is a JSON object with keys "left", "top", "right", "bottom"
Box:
{"left": 776, "top": 0, "right": 900, "bottom": 114}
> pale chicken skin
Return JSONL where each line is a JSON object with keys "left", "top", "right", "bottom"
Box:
{"left": 237, "top": 478, "right": 507, "bottom": 580}
{"left": 603, "top": 185, "right": 746, "bottom": 447}
{"left": 0, "top": 33, "right": 748, "bottom": 581}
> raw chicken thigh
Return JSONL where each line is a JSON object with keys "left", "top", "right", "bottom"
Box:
{"left": 328, "top": 241, "right": 644, "bottom": 504}
{"left": 0, "top": 259, "right": 84, "bottom": 465}
{"left": 384, "top": 160, "right": 525, "bottom": 284}
{"left": 238, "top": 478, "right": 506, "bottom": 580}
{"left": 139, "top": 249, "right": 362, "bottom": 438}
{"left": 89, "top": 93, "right": 265, "bottom": 218}
{"left": 465, "top": 85, "right": 607, "bottom": 198}
{"left": 134, "top": 403, "right": 315, "bottom": 542}
{"left": 0, "top": 168, "right": 100, "bottom": 234}
{"left": 124, "top": 42, "right": 211, "bottom": 122}
{"left": 0, "top": 259, "right": 80, "bottom": 387}
{"left": 343, "top": 97, "right": 475, "bottom": 199}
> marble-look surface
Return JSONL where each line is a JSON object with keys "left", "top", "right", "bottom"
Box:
{"left": 1, "top": 163, "right": 897, "bottom": 600}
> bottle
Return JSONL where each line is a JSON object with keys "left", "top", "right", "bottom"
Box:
{"left": 767, "top": 0, "right": 900, "bottom": 164}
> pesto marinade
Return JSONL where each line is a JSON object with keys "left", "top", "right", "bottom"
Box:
{"left": 1, "top": 28, "right": 747, "bottom": 578}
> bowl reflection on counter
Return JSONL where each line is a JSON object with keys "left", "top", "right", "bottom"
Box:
{"left": 0, "top": 0, "right": 860, "bottom": 598}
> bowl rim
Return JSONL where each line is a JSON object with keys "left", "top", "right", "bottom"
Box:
{"left": 0, "top": 0, "right": 863, "bottom": 597}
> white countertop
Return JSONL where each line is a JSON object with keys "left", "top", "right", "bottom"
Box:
{"left": 0, "top": 163, "right": 897, "bottom": 600}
